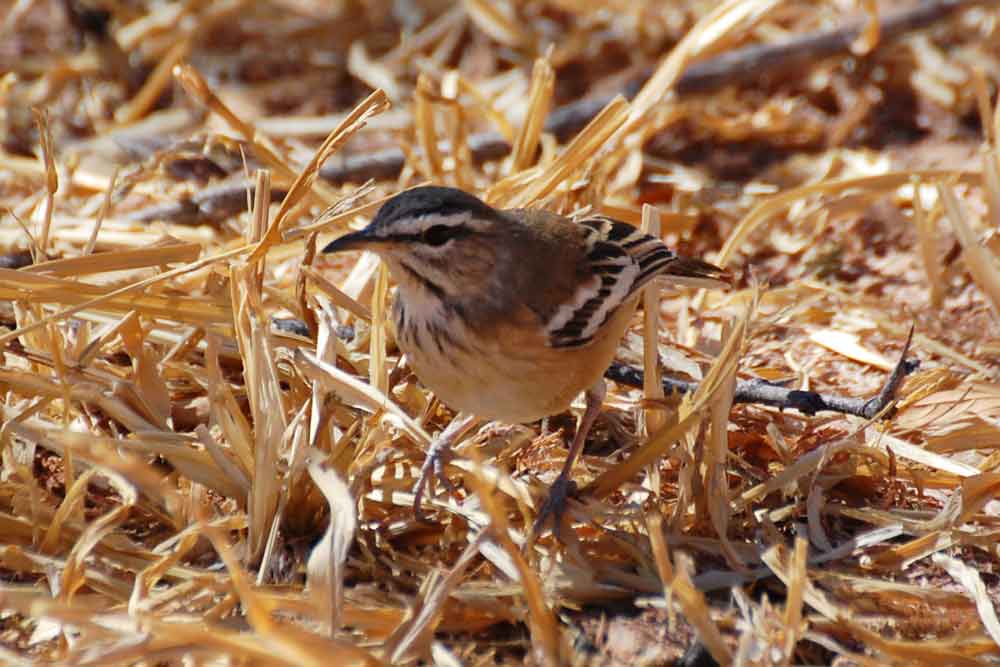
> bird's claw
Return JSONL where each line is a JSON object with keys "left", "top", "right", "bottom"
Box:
{"left": 532, "top": 475, "right": 578, "bottom": 541}
{"left": 411, "top": 438, "right": 455, "bottom": 522}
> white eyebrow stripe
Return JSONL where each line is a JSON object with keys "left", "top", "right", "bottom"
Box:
{"left": 375, "top": 212, "right": 489, "bottom": 237}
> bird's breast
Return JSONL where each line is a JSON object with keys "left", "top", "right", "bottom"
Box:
{"left": 392, "top": 291, "right": 637, "bottom": 424}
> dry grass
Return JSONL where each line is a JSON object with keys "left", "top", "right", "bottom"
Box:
{"left": 2, "top": 1, "right": 1000, "bottom": 665}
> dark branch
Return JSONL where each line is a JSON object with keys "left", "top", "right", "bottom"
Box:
{"left": 671, "top": 0, "right": 983, "bottom": 95}
{"left": 128, "top": 0, "right": 981, "bottom": 224}
{"left": 604, "top": 326, "right": 919, "bottom": 419}
{"left": 318, "top": 0, "right": 981, "bottom": 185}
{"left": 125, "top": 178, "right": 291, "bottom": 224}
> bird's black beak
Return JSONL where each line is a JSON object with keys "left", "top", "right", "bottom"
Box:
{"left": 322, "top": 228, "right": 378, "bottom": 254}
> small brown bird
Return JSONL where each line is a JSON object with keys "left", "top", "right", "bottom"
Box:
{"left": 323, "top": 186, "right": 728, "bottom": 534}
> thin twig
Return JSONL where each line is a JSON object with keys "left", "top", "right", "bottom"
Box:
{"left": 605, "top": 326, "right": 919, "bottom": 419}
{"left": 124, "top": 0, "right": 980, "bottom": 224}
{"left": 269, "top": 315, "right": 920, "bottom": 420}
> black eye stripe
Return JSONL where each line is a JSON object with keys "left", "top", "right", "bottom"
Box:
{"left": 383, "top": 223, "right": 472, "bottom": 245}
{"left": 423, "top": 224, "right": 457, "bottom": 246}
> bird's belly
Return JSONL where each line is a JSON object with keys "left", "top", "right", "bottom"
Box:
{"left": 407, "top": 344, "right": 591, "bottom": 423}
{"left": 397, "top": 300, "right": 634, "bottom": 424}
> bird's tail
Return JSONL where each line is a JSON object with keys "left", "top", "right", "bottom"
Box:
{"left": 660, "top": 256, "right": 732, "bottom": 289}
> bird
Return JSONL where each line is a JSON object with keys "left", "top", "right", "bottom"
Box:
{"left": 323, "top": 186, "right": 729, "bottom": 536}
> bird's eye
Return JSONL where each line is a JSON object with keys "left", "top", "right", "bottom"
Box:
{"left": 422, "top": 224, "right": 455, "bottom": 247}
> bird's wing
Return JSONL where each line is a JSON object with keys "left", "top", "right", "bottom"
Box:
{"left": 545, "top": 215, "right": 728, "bottom": 349}
{"left": 544, "top": 222, "right": 639, "bottom": 349}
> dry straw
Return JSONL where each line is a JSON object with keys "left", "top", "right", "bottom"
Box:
{"left": 1, "top": 1, "right": 1000, "bottom": 666}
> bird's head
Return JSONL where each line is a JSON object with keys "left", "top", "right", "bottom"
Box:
{"left": 322, "top": 186, "right": 514, "bottom": 301}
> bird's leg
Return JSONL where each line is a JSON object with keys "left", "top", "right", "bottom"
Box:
{"left": 412, "top": 412, "right": 481, "bottom": 522}
{"left": 533, "top": 380, "right": 606, "bottom": 539}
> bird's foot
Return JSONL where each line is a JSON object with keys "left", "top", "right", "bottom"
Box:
{"left": 411, "top": 436, "right": 456, "bottom": 522}
{"left": 531, "top": 474, "right": 578, "bottom": 541}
